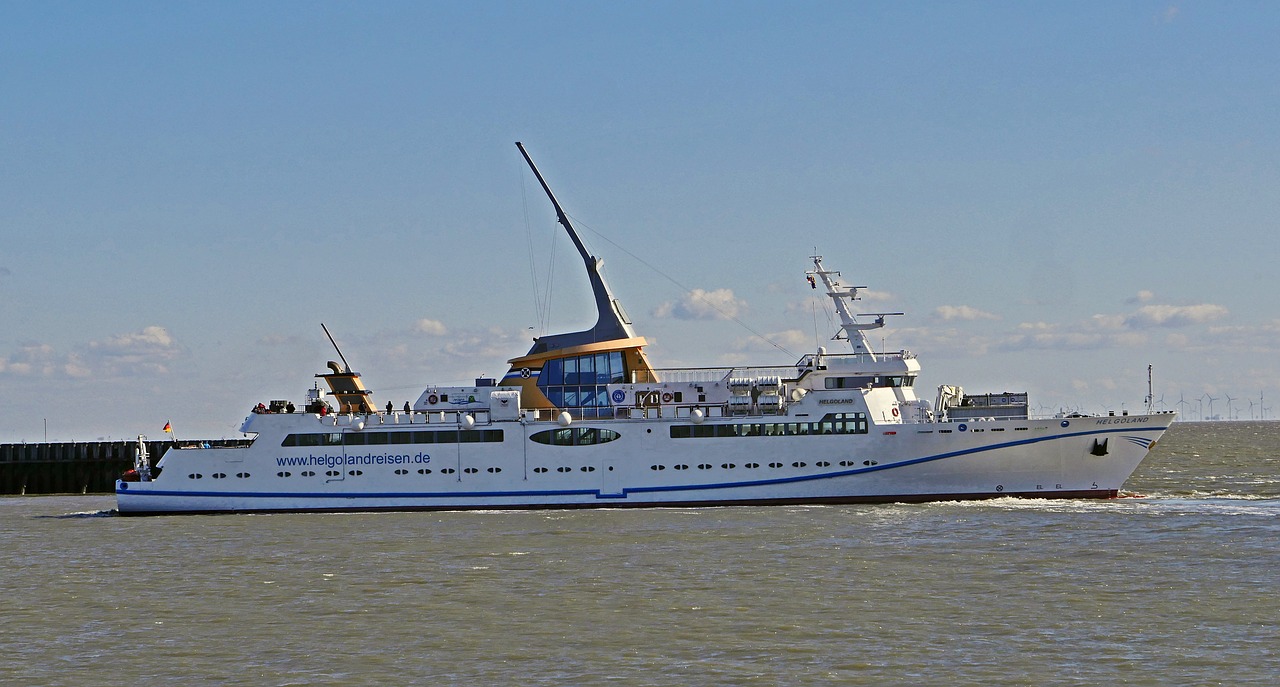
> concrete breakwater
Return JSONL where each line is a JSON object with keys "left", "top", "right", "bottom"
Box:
{"left": 1, "top": 439, "right": 251, "bottom": 495}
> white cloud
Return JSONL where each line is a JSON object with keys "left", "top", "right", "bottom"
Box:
{"left": 1001, "top": 328, "right": 1111, "bottom": 351}
{"left": 652, "top": 288, "right": 746, "bottom": 321}
{"left": 414, "top": 318, "right": 448, "bottom": 336}
{"left": 1125, "top": 290, "right": 1156, "bottom": 304}
{"left": 0, "top": 343, "right": 56, "bottom": 376}
{"left": 999, "top": 321, "right": 1150, "bottom": 351}
{"left": 92, "top": 325, "right": 175, "bottom": 351}
{"left": 1125, "top": 304, "right": 1228, "bottom": 328}
{"left": 1, "top": 326, "right": 184, "bottom": 379}
{"left": 859, "top": 289, "right": 896, "bottom": 303}
{"left": 933, "top": 305, "right": 999, "bottom": 322}
{"left": 997, "top": 298, "right": 1230, "bottom": 352}
{"left": 85, "top": 326, "right": 182, "bottom": 375}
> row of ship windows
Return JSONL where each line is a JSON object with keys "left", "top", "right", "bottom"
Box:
{"left": 267, "top": 468, "right": 475, "bottom": 477}
{"left": 279, "top": 428, "right": 618, "bottom": 448}
{"left": 650, "top": 459, "right": 879, "bottom": 471}
{"left": 187, "top": 459, "right": 883, "bottom": 481}
{"left": 262, "top": 466, "right": 603, "bottom": 478}
{"left": 279, "top": 417, "right": 873, "bottom": 449}
{"left": 670, "top": 413, "right": 869, "bottom": 439}
{"left": 921, "top": 427, "right": 1027, "bottom": 434}
{"left": 824, "top": 375, "right": 915, "bottom": 389}
{"left": 282, "top": 430, "right": 504, "bottom": 447}
{"left": 275, "top": 418, "right": 1030, "bottom": 450}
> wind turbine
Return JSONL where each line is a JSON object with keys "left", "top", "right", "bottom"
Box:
{"left": 1224, "top": 393, "right": 1236, "bottom": 421}
{"left": 1205, "top": 394, "right": 1218, "bottom": 421}
{"left": 1176, "top": 393, "right": 1190, "bottom": 418}
{"left": 1249, "top": 399, "right": 1257, "bottom": 420}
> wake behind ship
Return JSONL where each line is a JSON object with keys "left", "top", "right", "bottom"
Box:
{"left": 116, "top": 144, "right": 1175, "bottom": 514}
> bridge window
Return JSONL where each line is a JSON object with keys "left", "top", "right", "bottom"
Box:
{"left": 539, "top": 351, "right": 626, "bottom": 417}
{"left": 824, "top": 375, "right": 915, "bottom": 389}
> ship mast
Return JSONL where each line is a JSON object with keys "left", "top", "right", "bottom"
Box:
{"left": 515, "top": 142, "right": 638, "bottom": 352}
{"left": 807, "top": 255, "right": 901, "bottom": 360}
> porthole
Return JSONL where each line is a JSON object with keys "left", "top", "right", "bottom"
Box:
{"left": 768, "top": 462, "right": 783, "bottom": 469}
{"left": 580, "top": 466, "right": 596, "bottom": 472}
{"left": 863, "top": 460, "right": 878, "bottom": 466}
{"left": 276, "top": 471, "right": 292, "bottom": 478}
{"left": 839, "top": 461, "right": 853, "bottom": 467}
{"left": 395, "top": 469, "right": 409, "bottom": 475}
{"left": 721, "top": 463, "right": 736, "bottom": 469}
{"left": 557, "top": 466, "right": 572, "bottom": 473}
{"left": 488, "top": 467, "right": 502, "bottom": 473}
{"left": 417, "top": 468, "right": 432, "bottom": 475}
{"left": 348, "top": 470, "right": 363, "bottom": 476}
{"left": 326, "top": 470, "right": 340, "bottom": 477}
{"left": 534, "top": 467, "right": 548, "bottom": 473}
{"left": 816, "top": 461, "right": 830, "bottom": 467}
{"left": 791, "top": 462, "right": 807, "bottom": 468}
{"left": 697, "top": 463, "right": 711, "bottom": 470}
{"left": 674, "top": 464, "right": 689, "bottom": 470}
{"left": 650, "top": 465, "right": 666, "bottom": 471}
{"left": 212, "top": 472, "right": 226, "bottom": 479}
{"left": 745, "top": 462, "right": 759, "bottom": 469}
{"left": 188, "top": 473, "right": 203, "bottom": 479}
{"left": 302, "top": 470, "right": 315, "bottom": 477}
{"left": 236, "top": 472, "right": 250, "bottom": 478}
{"left": 464, "top": 467, "right": 479, "bottom": 474}
{"left": 441, "top": 468, "right": 456, "bottom": 474}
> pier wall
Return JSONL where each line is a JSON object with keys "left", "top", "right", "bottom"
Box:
{"left": 0, "top": 440, "right": 251, "bottom": 495}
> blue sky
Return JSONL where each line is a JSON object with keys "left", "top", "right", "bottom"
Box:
{"left": 2, "top": 1, "right": 1277, "bottom": 440}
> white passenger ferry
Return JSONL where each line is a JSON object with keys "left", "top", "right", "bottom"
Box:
{"left": 116, "top": 144, "right": 1175, "bottom": 514}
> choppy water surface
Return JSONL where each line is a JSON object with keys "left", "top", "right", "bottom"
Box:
{"left": 2, "top": 422, "right": 1277, "bottom": 686}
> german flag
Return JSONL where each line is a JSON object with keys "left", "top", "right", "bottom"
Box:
{"left": 163, "top": 421, "right": 172, "bottom": 434}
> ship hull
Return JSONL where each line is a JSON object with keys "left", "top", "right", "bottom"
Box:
{"left": 116, "top": 414, "right": 1172, "bottom": 514}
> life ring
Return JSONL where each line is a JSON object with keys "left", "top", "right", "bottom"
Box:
{"left": 662, "top": 392, "right": 673, "bottom": 403}
{"left": 427, "top": 394, "right": 439, "bottom": 405}
{"left": 891, "top": 407, "right": 900, "bottom": 417}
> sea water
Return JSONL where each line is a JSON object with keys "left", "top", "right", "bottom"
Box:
{"left": 1, "top": 421, "right": 1276, "bottom": 686}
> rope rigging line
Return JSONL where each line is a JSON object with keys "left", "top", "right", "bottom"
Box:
{"left": 564, "top": 211, "right": 797, "bottom": 359}
{"left": 519, "top": 172, "right": 546, "bottom": 336}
